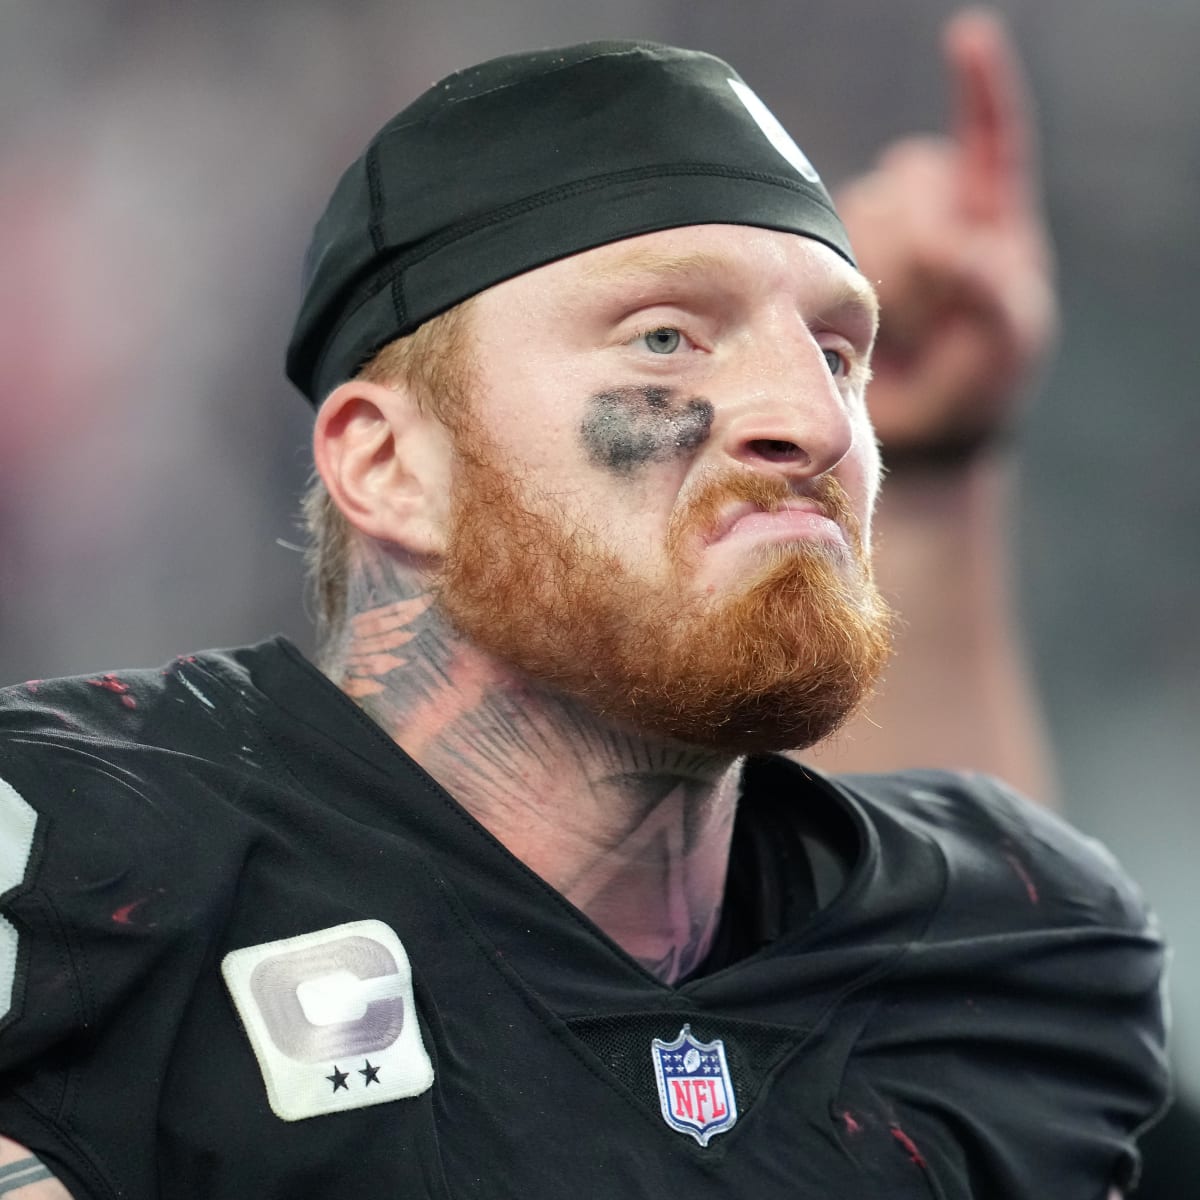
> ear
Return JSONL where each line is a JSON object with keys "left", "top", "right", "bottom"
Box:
{"left": 313, "top": 377, "right": 453, "bottom": 558}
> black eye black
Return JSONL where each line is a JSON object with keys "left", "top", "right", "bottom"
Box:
{"left": 643, "top": 328, "right": 681, "bottom": 354}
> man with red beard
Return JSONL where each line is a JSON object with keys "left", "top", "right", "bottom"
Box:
{"left": 0, "top": 34, "right": 1166, "bottom": 1200}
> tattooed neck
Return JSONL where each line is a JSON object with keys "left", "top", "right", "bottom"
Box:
{"left": 329, "top": 544, "right": 458, "bottom": 737}
{"left": 326, "top": 542, "right": 742, "bottom": 985}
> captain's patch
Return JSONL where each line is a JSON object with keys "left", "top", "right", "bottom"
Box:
{"left": 651, "top": 1024, "right": 738, "bottom": 1145}
{"left": 222, "top": 919, "right": 433, "bottom": 1121}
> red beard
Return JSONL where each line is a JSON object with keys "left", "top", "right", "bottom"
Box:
{"left": 438, "top": 438, "right": 893, "bottom": 755}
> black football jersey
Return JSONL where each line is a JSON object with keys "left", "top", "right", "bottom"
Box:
{"left": 0, "top": 639, "right": 1167, "bottom": 1199}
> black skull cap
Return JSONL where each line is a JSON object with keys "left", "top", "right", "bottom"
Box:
{"left": 286, "top": 40, "right": 855, "bottom": 406}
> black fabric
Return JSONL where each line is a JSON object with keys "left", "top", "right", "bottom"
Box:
{"left": 0, "top": 639, "right": 1169, "bottom": 1198}
{"left": 1133, "top": 1094, "right": 1200, "bottom": 1199}
{"left": 686, "top": 767, "right": 855, "bottom": 979}
{"left": 286, "top": 40, "right": 854, "bottom": 406}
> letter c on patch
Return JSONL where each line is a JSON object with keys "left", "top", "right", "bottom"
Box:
{"left": 249, "top": 933, "right": 406, "bottom": 1063}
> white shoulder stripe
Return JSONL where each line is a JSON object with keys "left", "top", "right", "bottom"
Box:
{"left": 0, "top": 776, "right": 37, "bottom": 1022}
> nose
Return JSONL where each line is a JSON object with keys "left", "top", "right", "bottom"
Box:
{"left": 715, "top": 338, "right": 856, "bottom": 482}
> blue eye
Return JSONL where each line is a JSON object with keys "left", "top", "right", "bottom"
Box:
{"left": 823, "top": 347, "right": 848, "bottom": 376}
{"left": 642, "top": 327, "right": 681, "bottom": 354}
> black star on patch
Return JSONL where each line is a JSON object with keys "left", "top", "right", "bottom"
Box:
{"left": 327, "top": 1065, "right": 349, "bottom": 1092}
{"left": 359, "top": 1060, "right": 381, "bottom": 1086}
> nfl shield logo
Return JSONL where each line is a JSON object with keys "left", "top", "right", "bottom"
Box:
{"left": 650, "top": 1024, "right": 738, "bottom": 1146}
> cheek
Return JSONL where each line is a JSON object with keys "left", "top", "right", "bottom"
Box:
{"left": 469, "top": 396, "right": 576, "bottom": 487}
{"left": 844, "top": 422, "right": 883, "bottom": 538}
{"left": 862, "top": 463, "right": 883, "bottom": 546}
{"left": 579, "top": 386, "right": 714, "bottom": 477}
{"left": 863, "top": 441, "right": 884, "bottom": 512}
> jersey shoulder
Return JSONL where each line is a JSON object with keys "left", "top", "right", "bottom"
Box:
{"left": 0, "top": 648, "right": 273, "bottom": 1055}
{"left": 834, "top": 766, "right": 1153, "bottom": 935}
{"left": 0, "top": 647, "right": 254, "bottom": 758}
{"left": 829, "top": 767, "right": 1168, "bottom": 1195}
{"left": 0, "top": 644, "right": 282, "bottom": 822}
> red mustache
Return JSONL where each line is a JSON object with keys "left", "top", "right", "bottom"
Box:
{"left": 667, "top": 470, "right": 862, "bottom": 558}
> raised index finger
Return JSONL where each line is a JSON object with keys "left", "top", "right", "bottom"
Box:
{"left": 944, "top": 7, "right": 1039, "bottom": 220}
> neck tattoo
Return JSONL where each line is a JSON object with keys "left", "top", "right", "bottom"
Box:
{"left": 328, "top": 541, "right": 741, "bottom": 985}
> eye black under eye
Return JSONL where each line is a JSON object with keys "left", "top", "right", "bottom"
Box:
{"left": 643, "top": 328, "right": 681, "bottom": 354}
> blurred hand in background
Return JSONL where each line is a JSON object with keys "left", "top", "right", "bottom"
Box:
{"left": 838, "top": 7, "right": 1057, "bottom": 467}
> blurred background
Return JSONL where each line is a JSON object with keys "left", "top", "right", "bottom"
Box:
{"left": 1, "top": 0, "right": 1196, "bottom": 1103}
